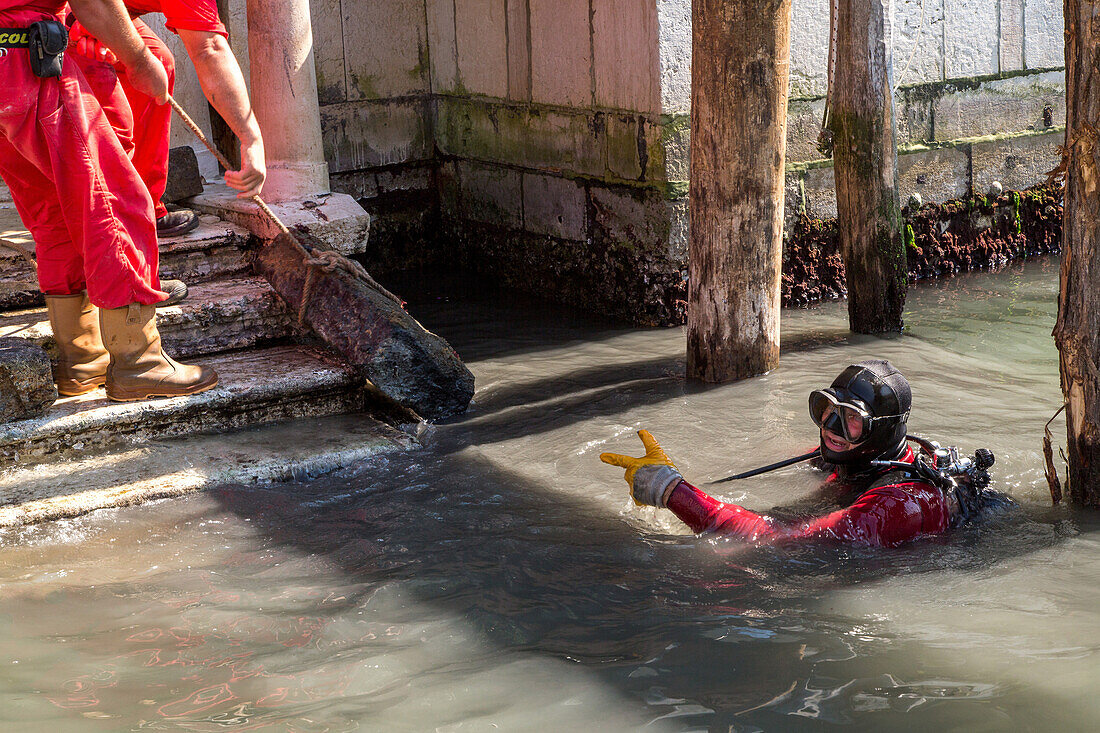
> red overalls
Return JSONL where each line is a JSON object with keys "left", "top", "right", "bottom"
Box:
{"left": 70, "top": 0, "right": 226, "bottom": 219}
{"left": 667, "top": 446, "right": 954, "bottom": 547}
{"left": 0, "top": 1, "right": 164, "bottom": 308}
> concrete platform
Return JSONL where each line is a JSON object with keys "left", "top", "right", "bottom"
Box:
{"left": 0, "top": 276, "right": 298, "bottom": 359}
{"left": 0, "top": 345, "right": 366, "bottom": 465}
{"left": 0, "top": 412, "right": 413, "bottom": 526}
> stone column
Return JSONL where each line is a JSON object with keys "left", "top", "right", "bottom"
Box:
{"left": 245, "top": 0, "right": 330, "bottom": 201}
{"left": 189, "top": 0, "right": 371, "bottom": 254}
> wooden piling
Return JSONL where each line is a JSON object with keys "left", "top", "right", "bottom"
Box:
{"left": 830, "top": 0, "right": 906, "bottom": 333}
{"left": 686, "top": 0, "right": 792, "bottom": 382}
{"left": 1055, "top": 1, "right": 1100, "bottom": 506}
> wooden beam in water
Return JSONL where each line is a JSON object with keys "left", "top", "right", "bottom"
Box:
{"left": 686, "top": 0, "right": 792, "bottom": 383}
{"left": 830, "top": 0, "right": 906, "bottom": 333}
{"left": 254, "top": 231, "right": 475, "bottom": 421}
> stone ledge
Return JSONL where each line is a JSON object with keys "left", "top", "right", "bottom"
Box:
{"left": 0, "top": 277, "right": 297, "bottom": 360}
{"left": 0, "top": 209, "right": 251, "bottom": 265}
{"left": 0, "top": 209, "right": 256, "bottom": 309}
{"left": 0, "top": 413, "right": 413, "bottom": 527}
{"left": 188, "top": 183, "right": 371, "bottom": 256}
{"left": 0, "top": 338, "right": 54, "bottom": 421}
{"left": 0, "top": 345, "right": 365, "bottom": 465}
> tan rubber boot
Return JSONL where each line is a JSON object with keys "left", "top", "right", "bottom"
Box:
{"left": 100, "top": 303, "right": 218, "bottom": 401}
{"left": 45, "top": 292, "right": 110, "bottom": 396}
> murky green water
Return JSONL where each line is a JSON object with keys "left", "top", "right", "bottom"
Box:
{"left": 2, "top": 256, "right": 1097, "bottom": 732}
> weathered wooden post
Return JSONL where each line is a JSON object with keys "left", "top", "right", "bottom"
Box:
{"left": 686, "top": 0, "right": 792, "bottom": 382}
{"left": 830, "top": 0, "right": 905, "bottom": 332}
{"left": 1055, "top": 1, "right": 1100, "bottom": 506}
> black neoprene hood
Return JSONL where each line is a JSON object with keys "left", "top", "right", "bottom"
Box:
{"left": 818, "top": 359, "right": 912, "bottom": 465}
{"left": 829, "top": 360, "right": 912, "bottom": 418}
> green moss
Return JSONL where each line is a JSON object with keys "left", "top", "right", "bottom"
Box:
{"left": 904, "top": 222, "right": 917, "bottom": 252}
{"left": 665, "top": 180, "right": 689, "bottom": 200}
{"left": 658, "top": 113, "right": 690, "bottom": 137}
{"left": 347, "top": 71, "right": 378, "bottom": 99}
{"left": 897, "top": 66, "right": 1065, "bottom": 104}
{"left": 411, "top": 42, "right": 429, "bottom": 81}
{"left": 786, "top": 158, "right": 836, "bottom": 173}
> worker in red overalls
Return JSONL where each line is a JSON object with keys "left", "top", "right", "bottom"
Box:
{"left": 67, "top": 0, "right": 265, "bottom": 237}
{"left": 0, "top": 0, "right": 217, "bottom": 401}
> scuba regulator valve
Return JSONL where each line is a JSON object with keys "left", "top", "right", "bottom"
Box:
{"left": 870, "top": 437, "right": 997, "bottom": 523}
{"left": 869, "top": 438, "right": 995, "bottom": 490}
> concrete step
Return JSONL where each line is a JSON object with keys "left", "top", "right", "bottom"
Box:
{"left": 0, "top": 412, "right": 414, "bottom": 527}
{"left": 0, "top": 276, "right": 299, "bottom": 360}
{"left": 0, "top": 344, "right": 368, "bottom": 466}
{"left": 1, "top": 207, "right": 254, "bottom": 310}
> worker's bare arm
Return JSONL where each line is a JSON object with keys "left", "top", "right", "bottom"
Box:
{"left": 66, "top": 0, "right": 168, "bottom": 102}
{"left": 177, "top": 29, "right": 265, "bottom": 197}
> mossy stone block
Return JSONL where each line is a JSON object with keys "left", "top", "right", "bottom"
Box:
{"left": 0, "top": 338, "right": 56, "bottom": 421}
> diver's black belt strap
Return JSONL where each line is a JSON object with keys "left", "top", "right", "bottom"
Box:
{"left": 0, "top": 29, "right": 31, "bottom": 48}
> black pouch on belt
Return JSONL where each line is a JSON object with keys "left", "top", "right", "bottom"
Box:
{"left": 27, "top": 20, "right": 68, "bottom": 78}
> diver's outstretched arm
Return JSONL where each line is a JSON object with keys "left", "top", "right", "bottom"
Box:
{"left": 664, "top": 479, "right": 951, "bottom": 547}
{"left": 600, "top": 431, "right": 951, "bottom": 547}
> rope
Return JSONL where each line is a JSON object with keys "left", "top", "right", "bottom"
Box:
{"left": 296, "top": 248, "right": 403, "bottom": 325}
{"left": 166, "top": 96, "right": 402, "bottom": 320}
{"left": 894, "top": 0, "right": 927, "bottom": 92}
{"left": 0, "top": 237, "right": 37, "bottom": 272}
{"left": 823, "top": 0, "right": 839, "bottom": 130}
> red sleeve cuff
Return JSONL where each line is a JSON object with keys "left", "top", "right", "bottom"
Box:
{"left": 164, "top": 20, "right": 229, "bottom": 39}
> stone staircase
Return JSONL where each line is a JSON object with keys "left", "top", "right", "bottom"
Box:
{"left": 0, "top": 198, "right": 414, "bottom": 526}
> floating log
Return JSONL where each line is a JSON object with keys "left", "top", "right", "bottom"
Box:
{"left": 162, "top": 96, "right": 473, "bottom": 421}
{"left": 254, "top": 230, "right": 474, "bottom": 421}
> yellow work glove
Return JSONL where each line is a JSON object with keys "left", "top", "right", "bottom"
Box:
{"left": 600, "top": 430, "right": 684, "bottom": 507}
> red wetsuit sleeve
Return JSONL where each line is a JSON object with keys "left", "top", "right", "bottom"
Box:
{"left": 665, "top": 479, "right": 952, "bottom": 547}
{"left": 126, "top": 0, "right": 228, "bottom": 37}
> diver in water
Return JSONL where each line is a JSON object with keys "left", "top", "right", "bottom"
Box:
{"left": 601, "top": 359, "right": 997, "bottom": 547}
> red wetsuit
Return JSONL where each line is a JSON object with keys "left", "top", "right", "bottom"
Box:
{"left": 0, "top": 1, "right": 165, "bottom": 308}
{"left": 666, "top": 446, "right": 954, "bottom": 547}
{"left": 70, "top": 1, "right": 227, "bottom": 218}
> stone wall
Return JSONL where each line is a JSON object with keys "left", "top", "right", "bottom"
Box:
{"left": 0, "top": 1, "right": 1070, "bottom": 324}
{"left": 306, "top": 0, "right": 1068, "bottom": 323}
{"left": 429, "top": 1, "right": 686, "bottom": 324}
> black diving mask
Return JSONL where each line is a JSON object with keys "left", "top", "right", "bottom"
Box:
{"left": 809, "top": 388, "right": 909, "bottom": 443}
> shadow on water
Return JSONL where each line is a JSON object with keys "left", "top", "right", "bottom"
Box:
{"left": 207, "top": 448, "right": 1084, "bottom": 732}
{"left": 189, "top": 263, "right": 1100, "bottom": 730}
{"left": 388, "top": 267, "right": 858, "bottom": 368}
{"left": 465, "top": 326, "right": 865, "bottom": 423}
